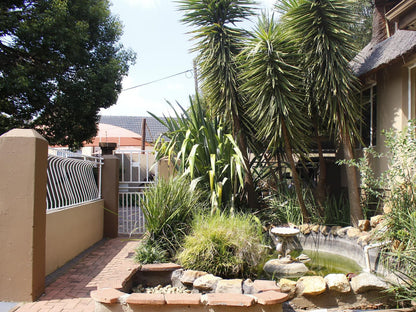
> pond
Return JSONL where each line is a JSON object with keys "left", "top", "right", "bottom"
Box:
{"left": 302, "top": 249, "right": 362, "bottom": 277}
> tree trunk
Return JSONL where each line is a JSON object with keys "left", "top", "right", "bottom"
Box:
{"left": 282, "top": 119, "right": 310, "bottom": 223}
{"left": 315, "top": 126, "right": 326, "bottom": 216}
{"left": 341, "top": 130, "right": 363, "bottom": 226}
{"left": 232, "top": 114, "right": 258, "bottom": 209}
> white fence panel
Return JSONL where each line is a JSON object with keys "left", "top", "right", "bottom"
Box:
{"left": 115, "top": 150, "right": 157, "bottom": 235}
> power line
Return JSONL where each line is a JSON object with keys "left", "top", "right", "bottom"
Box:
{"left": 122, "top": 69, "right": 193, "bottom": 92}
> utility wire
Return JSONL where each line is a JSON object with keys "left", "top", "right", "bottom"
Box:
{"left": 122, "top": 69, "right": 193, "bottom": 92}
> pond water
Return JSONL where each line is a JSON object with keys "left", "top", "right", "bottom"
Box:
{"left": 302, "top": 249, "right": 362, "bottom": 276}
{"left": 259, "top": 249, "right": 362, "bottom": 280}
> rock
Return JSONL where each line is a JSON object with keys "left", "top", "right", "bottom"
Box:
{"left": 297, "top": 276, "right": 326, "bottom": 296}
{"left": 215, "top": 279, "right": 243, "bottom": 294}
{"left": 330, "top": 226, "right": 342, "bottom": 236}
{"left": 171, "top": 269, "right": 184, "bottom": 288}
{"left": 193, "top": 274, "right": 222, "bottom": 292}
{"left": 357, "top": 233, "right": 372, "bottom": 245}
{"left": 264, "top": 259, "right": 308, "bottom": 278}
{"left": 337, "top": 226, "right": 352, "bottom": 237}
{"left": 350, "top": 273, "right": 388, "bottom": 293}
{"left": 370, "top": 214, "right": 384, "bottom": 228}
{"left": 347, "top": 227, "right": 362, "bottom": 238}
{"left": 320, "top": 225, "right": 331, "bottom": 236}
{"left": 243, "top": 279, "right": 255, "bottom": 294}
{"left": 278, "top": 278, "right": 297, "bottom": 299}
{"left": 325, "top": 274, "right": 351, "bottom": 293}
{"left": 296, "top": 254, "right": 311, "bottom": 263}
{"left": 299, "top": 224, "right": 311, "bottom": 235}
{"left": 358, "top": 219, "right": 370, "bottom": 231}
{"left": 243, "top": 279, "right": 280, "bottom": 294}
{"left": 311, "top": 224, "right": 320, "bottom": 233}
{"left": 383, "top": 202, "right": 392, "bottom": 214}
{"left": 180, "top": 270, "right": 207, "bottom": 286}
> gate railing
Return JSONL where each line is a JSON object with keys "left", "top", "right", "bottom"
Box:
{"left": 114, "top": 150, "right": 157, "bottom": 235}
{"left": 46, "top": 149, "right": 103, "bottom": 211}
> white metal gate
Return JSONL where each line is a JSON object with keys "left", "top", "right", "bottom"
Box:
{"left": 115, "top": 150, "right": 158, "bottom": 235}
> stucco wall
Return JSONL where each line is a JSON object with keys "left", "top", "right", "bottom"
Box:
{"left": 370, "top": 62, "right": 411, "bottom": 177}
{"left": 45, "top": 200, "right": 104, "bottom": 275}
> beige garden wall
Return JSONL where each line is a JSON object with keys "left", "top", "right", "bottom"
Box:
{"left": 45, "top": 199, "right": 104, "bottom": 276}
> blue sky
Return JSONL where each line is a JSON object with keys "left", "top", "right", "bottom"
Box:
{"left": 100, "top": 0, "right": 275, "bottom": 117}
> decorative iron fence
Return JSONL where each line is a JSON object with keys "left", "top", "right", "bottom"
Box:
{"left": 46, "top": 149, "right": 103, "bottom": 211}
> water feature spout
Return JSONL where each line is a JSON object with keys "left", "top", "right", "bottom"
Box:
{"left": 363, "top": 241, "right": 389, "bottom": 273}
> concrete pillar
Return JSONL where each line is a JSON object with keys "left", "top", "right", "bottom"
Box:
{"left": 102, "top": 155, "right": 119, "bottom": 238}
{"left": 0, "top": 129, "right": 48, "bottom": 301}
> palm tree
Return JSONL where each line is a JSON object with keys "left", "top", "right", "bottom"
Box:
{"left": 240, "top": 15, "right": 311, "bottom": 222}
{"left": 177, "top": 0, "right": 258, "bottom": 209}
{"left": 279, "top": 0, "right": 363, "bottom": 225}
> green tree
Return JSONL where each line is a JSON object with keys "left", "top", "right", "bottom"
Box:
{"left": 349, "top": 0, "right": 373, "bottom": 49}
{"left": 178, "top": 0, "right": 258, "bottom": 209}
{"left": 240, "top": 15, "right": 311, "bottom": 222}
{"left": 278, "top": 0, "right": 363, "bottom": 225}
{"left": 0, "top": 0, "right": 135, "bottom": 149}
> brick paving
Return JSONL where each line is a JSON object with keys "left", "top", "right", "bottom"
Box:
{"left": 15, "top": 238, "right": 139, "bottom": 312}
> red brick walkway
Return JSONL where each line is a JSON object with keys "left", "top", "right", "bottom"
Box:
{"left": 15, "top": 238, "right": 139, "bottom": 312}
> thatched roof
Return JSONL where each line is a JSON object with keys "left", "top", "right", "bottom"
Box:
{"left": 350, "top": 29, "right": 416, "bottom": 77}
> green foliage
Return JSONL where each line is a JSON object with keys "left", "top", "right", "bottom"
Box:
{"left": 177, "top": 0, "right": 255, "bottom": 123}
{"left": 151, "top": 98, "right": 246, "bottom": 213}
{"left": 177, "top": 0, "right": 258, "bottom": 209}
{"left": 343, "top": 122, "right": 416, "bottom": 303}
{"left": 134, "top": 240, "right": 168, "bottom": 264}
{"left": 240, "top": 14, "right": 310, "bottom": 156}
{"left": 255, "top": 186, "right": 350, "bottom": 227}
{"left": 338, "top": 148, "right": 384, "bottom": 218}
{"left": 177, "top": 212, "right": 266, "bottom": 278}
{"left": 0, "top": 0, "right": 135, "bottom": 149}
{"left": 140, "top": 175, "right": 206, "bottom": 257}
{"left": 372, "top": 123, "right": 416, "bottom": 304}
{"left": 349, "top": 0, "right": 373, "bottom": 50}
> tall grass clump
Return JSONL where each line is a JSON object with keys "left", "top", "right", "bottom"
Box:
{"left": 177, "top": 212, "right": 266, "bottom": 278}
{"left": 138, "top": 175, "right": 206, "bottom": 260}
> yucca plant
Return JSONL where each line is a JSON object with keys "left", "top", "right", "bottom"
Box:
{"left": 240, "top": 13, "right": 311, "bottom": 222}
{"left": 151, "top": 97, "right": 245, "bottom": 214}
{"left": 277, "top": 0, "right": 363, "bottom": 226}
{"left": 177, "top": 0, "right": 258, "bottom": 208}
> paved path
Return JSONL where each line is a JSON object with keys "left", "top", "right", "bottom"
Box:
{"left": 15, "top": 238, "right": 138, "bottom": 312}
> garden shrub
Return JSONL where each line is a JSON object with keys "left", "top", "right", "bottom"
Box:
{"left": 344, "top": 122, "right": 416, "bottom": 304}
{"left": 140, "top": 175, "right": 206, "bottom": 258}
{"left": 134, "top": 239, "right": 167, "bottom": 264}
{"left": 373, "top": 124, "right": 416, "bottom": 304}
{"left": 176, "top": 211, "right": 266, "bottom": 278}
{"left": 257, "top": 186, "right": 349, "bottom": 227}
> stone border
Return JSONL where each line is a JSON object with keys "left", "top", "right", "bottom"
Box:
{"left": 91, "top": 263, "right": 289, "bottom": 312}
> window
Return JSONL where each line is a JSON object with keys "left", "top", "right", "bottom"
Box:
{"left": 360, "top": 85, "right": 377, "bottom": 147}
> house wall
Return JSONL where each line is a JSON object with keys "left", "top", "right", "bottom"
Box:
{"left": 45, "top": 200, "right": 104, "bottom": 276}
{"left": 369, "top": 59, "right": 416, "bottom": 177}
